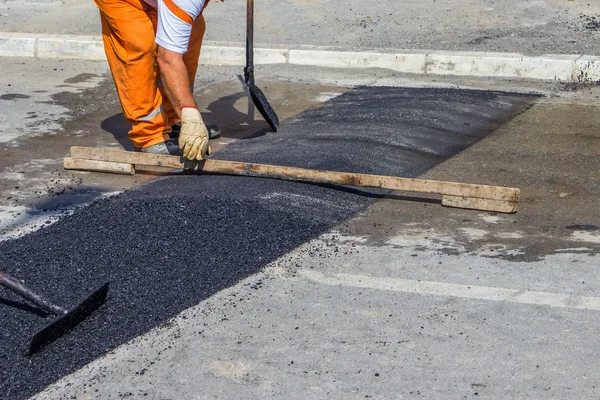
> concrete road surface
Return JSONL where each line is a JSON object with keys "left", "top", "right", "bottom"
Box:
{"left": 0, "top": 57, "right": 599, "bottom": 399}
{"left": 2, "top": 0, "right": 600, "bottom": 55}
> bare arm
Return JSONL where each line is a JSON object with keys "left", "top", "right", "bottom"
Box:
{"left": 157, "top": 46, "right": 196, "bottom": 117}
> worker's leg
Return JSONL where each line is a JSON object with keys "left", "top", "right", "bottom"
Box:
{"left": 94, "top": 0, "right": 167, "bottom": 149}
{"left": 161, "top": 14, "right": 206, "bottom": 127}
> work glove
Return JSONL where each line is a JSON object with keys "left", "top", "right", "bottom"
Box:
{"left": 179, "top": 107, "right": 211, "bottom": 161}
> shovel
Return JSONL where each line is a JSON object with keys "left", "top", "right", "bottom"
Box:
{"left": 244, "top": 0, "right": 279, "bottom": 131}
{"left": 0, "top": 271, "right": 109, "bottom": 355}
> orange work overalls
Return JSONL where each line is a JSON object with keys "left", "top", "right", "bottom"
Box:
{"left": 94, "top": 0, "right": 207, "bottom": 148}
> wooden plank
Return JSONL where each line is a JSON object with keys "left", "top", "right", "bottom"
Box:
{"left": 64, "top": 157, "right": 135, "bottom": 175}
{"left": 70, "top": 147, "right": 183, "bottom": 169}
{"left": 67, "top": 146, "right": 520, "bottom": 203}
{"left": 200, "top": 159, "right": 520, "bottom": 202}
{"left": 441, "top": 195, "right": 518, "bottom": 213}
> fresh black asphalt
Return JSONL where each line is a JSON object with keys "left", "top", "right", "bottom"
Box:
{"left": 0, "top": 87, "right": 536, "bottom": 399}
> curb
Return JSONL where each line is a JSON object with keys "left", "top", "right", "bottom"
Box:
{"left": 1, "top": 32, "right": 599, "bottom": 82}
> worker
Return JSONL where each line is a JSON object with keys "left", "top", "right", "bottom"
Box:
{"left": 94, "top": 0, "right": 221, "bottom": 160}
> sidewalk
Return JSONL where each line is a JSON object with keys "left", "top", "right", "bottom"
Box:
{"left": 1, "top": 0, "right": 599, "bottom": 55}
{"left": 2, "top": 0, "right": 600, "bottom": 82}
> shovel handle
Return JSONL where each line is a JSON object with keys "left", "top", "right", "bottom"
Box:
{"left": 244, "top": 0, "right": 255, "bottom": 85}
{"left": 0, "top": 272, "right": 67, "bottom": 315}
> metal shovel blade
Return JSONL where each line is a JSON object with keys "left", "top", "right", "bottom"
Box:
{"left": 28, "top": 282, "right": 109, "bottom": 356}
{"left": 245, "top": 0, "right": 279, "bottom": 132}
{"left": 248, "top": 82, "right": 279, "bottom": 132}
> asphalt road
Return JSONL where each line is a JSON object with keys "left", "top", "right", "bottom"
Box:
{"left": 0, "top": 86, "right": 535, "bottom": 399}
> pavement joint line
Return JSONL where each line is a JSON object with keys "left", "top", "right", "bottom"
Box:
{"left": 2, "top": 32, "right": 600, "bottom": 82}
{"left": 287, "top": 268, "right": 600, "bottom": 311}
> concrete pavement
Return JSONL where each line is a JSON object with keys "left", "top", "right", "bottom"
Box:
{"left": 2, "top": 77, "right": 541, "bottom": 399}
{"left": 0, "top": 57, "right": 599, "bottom": 399}
{"left": 35, "top": 97, "right": 600, "bottom": 397}
{"left": 36, "top": 243, "right": 600, "bottom": 399}
{"left": 4, "top": 1, "right": 600, "bottom": 82}
{"left": 2, "top": 0, "right": 600, "bottom": 55}
{"left": 35, "top": 93, "right": 600, "bottom": 398}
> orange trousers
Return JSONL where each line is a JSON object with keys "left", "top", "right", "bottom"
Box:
{"left": 94, "top": 0, "right": 206, "bottom": 149}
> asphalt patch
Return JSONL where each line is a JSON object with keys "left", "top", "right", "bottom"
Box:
{"left": 0, "top": 86, "right": 536, "bottom": 399}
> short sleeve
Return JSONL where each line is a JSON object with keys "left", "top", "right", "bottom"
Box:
{"left": 156, "top": 0, "right": 205, "bottom": 54}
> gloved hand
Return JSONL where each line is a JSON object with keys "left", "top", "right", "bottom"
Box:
{"left": 179, "top": 107, "right": 211, "bottom": 161}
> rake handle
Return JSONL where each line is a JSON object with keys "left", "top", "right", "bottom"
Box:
{"left": 0, "top": 272, "right": 67, "bottom": 315}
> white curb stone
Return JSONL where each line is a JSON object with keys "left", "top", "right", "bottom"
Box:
{"left": 36, "top": 35, "right": 106, "bottom": 61}
{"left": 425, "top": 52, "right": 580, "bottom": 81}
{"left": 0, "top": 32, "right": 37, "bottom": 57}
{"left": 574, "top": 55, "right": 600, "bottom": 83}
{"left": 288, "top": 49, "right": 427, "bottom": 74}
{"left": 200, "top": 45, "right": 288, "bottom": 65}
{"left": 1, "top": 32, "right": 600, "bottom": 82}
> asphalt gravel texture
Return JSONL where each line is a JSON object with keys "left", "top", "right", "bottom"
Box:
{"left": 0, "top": 87, "right": 536, "bottom": 399}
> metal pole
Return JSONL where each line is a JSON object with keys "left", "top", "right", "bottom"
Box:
{"left": 245, "top": 0, "right": 255, "bottom": 86}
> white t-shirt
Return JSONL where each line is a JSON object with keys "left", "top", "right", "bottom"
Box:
{"left": 150, "top": 0, "right": 206, "bottom": 54}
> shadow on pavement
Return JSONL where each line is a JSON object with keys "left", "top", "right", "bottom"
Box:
{"left": 0, "top": 296, "right": 50, "bottom": 318}
{"left": 99, "top": 86, "right": 271, "bottom": 152}
{"left": 100, "top": 113, "right": 133, "bottom": 151}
